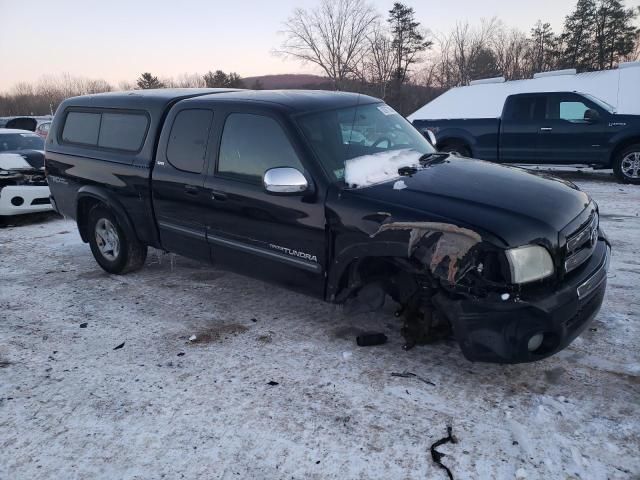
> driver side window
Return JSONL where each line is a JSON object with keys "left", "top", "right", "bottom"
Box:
{"left": 218, "top": 113, "right": 303, "bottom": 184}
{"left": 546, "top": 96, "right": 591, "bottom": 122}
{"left": 559, "top": 101, "right": 590, "bottom": 121}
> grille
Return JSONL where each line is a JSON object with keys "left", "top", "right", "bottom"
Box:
{"left": 31, "top": 197, "right": 51, "bottom": 206}
{"left": 564, "top": 213, "right": 598, "bottom": 274}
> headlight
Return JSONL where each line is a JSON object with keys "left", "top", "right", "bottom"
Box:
{"left": 505, "top": 245, "right": 554, "bottom": 284}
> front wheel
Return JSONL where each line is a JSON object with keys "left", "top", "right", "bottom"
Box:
{"left": 613, "top": 144, "right": 640, "bottom": 184}
{"left": 87, "top": 205, "right": 147, "bottom": 274}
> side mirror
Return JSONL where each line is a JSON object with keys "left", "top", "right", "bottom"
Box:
{"left": 263, "top": 167, "right": 308, "bottom": 194}
{"left": 584, "top": 108, "right": 600, "bottom": 123}
{"left": 423, "top": 129, "right": 437, "bottom": 147}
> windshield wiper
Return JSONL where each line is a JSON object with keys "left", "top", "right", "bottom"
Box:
{"left": 418, "top": 152, "right": 450, "bottom": 165}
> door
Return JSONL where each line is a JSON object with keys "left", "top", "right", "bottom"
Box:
{"left": 499, "top": 94, "right": 546, "bottom": 163}
{"left": 203, "top": 110, "right": 327, "bottom": 298}
{"left": 536, "top": 93, "right": 610, "bottom": 164}
{"left": 152, "top": 108, "right": 215, "bottom": 261}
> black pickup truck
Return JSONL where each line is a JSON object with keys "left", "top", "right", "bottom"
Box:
{"left": 45, "top": 88, "right": 610, "bottom": 363}
{"left": 412, "top": 91, "right": 640, "bottom": 183}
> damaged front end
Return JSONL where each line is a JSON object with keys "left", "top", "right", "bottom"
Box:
{"left": 0, "top": 153, "right": 52, "bottom": 216}
{"left": 366, "top": 220, "right": 518, "bottom": 351}
{"left": 335, "top": 215, "right": 610, "bottom": 364}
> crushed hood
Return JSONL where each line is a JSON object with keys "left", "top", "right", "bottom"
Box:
{"left": 344, "top": 156, "right": 591, "bottom": 248}
{"left": 0, "top": 150, "right": 44, "bottom": 171}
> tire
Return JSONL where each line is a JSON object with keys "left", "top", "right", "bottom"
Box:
{"left": 440, "top": 141, "right": 471, "bottom": 157}
{"left": 87, "top": 205, "right": 147, "bottom": 274}
{"left": 613, "top": 143, "right": 640, "bottom": 184}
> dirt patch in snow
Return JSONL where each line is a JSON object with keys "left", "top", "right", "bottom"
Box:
{"left": 186, "top": 323, "right": 250, "bottom": 344}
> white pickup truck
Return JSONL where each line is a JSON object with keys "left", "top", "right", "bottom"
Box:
{"left": 0, "top": 129, "right": 52, "bottom": 216}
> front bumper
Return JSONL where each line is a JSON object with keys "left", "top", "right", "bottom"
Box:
{"left": 434, "top": 237, "right": 611, "bottom": 363}
{"left": 0, "top": 185, "right": 53, "bottom": 216}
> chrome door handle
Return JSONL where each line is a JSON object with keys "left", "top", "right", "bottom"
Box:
{"left": 210, "top": 191, "right": 227, "bottom": 201}
{"left": 540, "top": 127, "right": 553, "bottom": 131}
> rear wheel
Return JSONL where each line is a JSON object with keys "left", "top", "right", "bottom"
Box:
{"left": 87, "top": 205, "right": 147, "bottom": 274}
{"left": 440, "top": 141, "right": 471, "bottom": 157}
{"left": 613, "top": 144, "right": 640, "bottom": 184}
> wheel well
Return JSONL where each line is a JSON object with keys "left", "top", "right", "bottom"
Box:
{"left": 610, "top": 137, "right": 640, "bottom": 167}
{"left": 438, "top": 138, "right": 471, "bottom": 155}
{"left": 76, "top": 196, "right": 103, "bottom": 242}
{"left": 335, "top": 256, "right": 421, "bottom": 304}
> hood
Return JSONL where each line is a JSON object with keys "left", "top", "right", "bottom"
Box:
{"left": 0, "top": 150, "right": 44, "bottom": 171}
{"left": 343, "top": 156, "right": 591, "bottom": 248}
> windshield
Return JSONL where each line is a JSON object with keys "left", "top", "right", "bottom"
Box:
{"left": 582, "top": 93, "right": 615, "bottom": 113}
{"left": 0, "top": 132, "right": 45, "bottom": 152}
{"left": 298, "top": 102, "right": 435, "bottom": 187}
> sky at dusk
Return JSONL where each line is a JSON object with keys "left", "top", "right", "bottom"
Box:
{"left": 0, "top": 0, "right": 612, "bottom": 91}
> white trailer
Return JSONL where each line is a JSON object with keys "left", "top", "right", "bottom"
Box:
{"left": 408, "top": 62, "right": 640, "bottom": 121}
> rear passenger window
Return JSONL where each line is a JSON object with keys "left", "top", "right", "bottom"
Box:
{"left": 166, "top": 109, "right": 213, "bottom": 174}
{"left": 61, "top": 110, "right": 149, "bottom": 152}
{"left": 98, "top": 113, "right": 148, "bottom": 151}
{"left": 218, "top": 113, "right": 303, "bottom": 183}
{"left": 505, "top": 97, "right": 544, "bottom": 122}
{"left": 62, "top": 112, "right": 101, "bottom": 145}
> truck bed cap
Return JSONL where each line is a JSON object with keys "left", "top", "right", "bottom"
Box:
{"left": 61, "top": 88, "right": 239, "bottom": 112}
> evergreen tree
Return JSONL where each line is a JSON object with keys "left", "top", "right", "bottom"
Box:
{"left": 203, "top": 70, "right": 244, "bottom": 88}
{"left": 561, "top": 0, "right": 597, "bottom": 71}
{"left": 136, "top": 72, "right": 164, "bottom": 89}
{"left": 468, "top": 48, "right": 501, "bottom": 80}
{"left": 594, "top": 0, "right": 638, "bottom": 69}
{"left": 530, "top": 21, "right": 558, "bottom": 73}
{"left": 387, "top": 3, "right": 431, "bottom": 85}
{"left": 387, "top": 3, "right": 431, "bottom": 113}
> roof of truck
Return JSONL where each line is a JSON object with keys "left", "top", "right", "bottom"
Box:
{"left": 190, "top": 89, "right": 381, "bottom": 113}
{"left": 60, "top": 88, "right": 239, "bottom": 110}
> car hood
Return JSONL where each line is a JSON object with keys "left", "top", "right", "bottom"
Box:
{"left": 0, "top": 150, "right": 44, "bottom": 171}
{"left": 343, "top": 156, "right": 591, "bottom": 248}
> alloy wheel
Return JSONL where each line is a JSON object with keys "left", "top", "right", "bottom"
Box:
{"left": 620, "top": 151, "right": 640, "bottom": 179}
{"left": 95, "top": 218, "right": 120, "bottom": 261}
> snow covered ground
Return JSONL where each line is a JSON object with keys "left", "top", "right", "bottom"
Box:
{"left": 1, "top": 169, "right": 639, "bottom": 480}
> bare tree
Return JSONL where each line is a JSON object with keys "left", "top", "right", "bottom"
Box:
{"left": 493, "top": 27, "right": 531, "bottom": 80}
{"left": 428, "top": 32, "right": 456, "bottom": 89}
{"left": 0, "top": 74, "right": 113, "bottom": 116}
{"left": 446, "top": 18, "right": 501, "bottom": 85}
{"left": 174, "top": 73, "right": 206, "bottom": 88}
{"left": 627, "top": 30, "right": 640, "bottom": 61}
{"left": 278, "top": 0, "right": 378, "bottom": 89}
{"left": 363, "top": 23, "right": 396, "bottom": 98}
{"left": 528, "top": 21, "right": 558, "bottom": 74}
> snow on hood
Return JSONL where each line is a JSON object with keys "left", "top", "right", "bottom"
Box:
{"left": 344, "top": 149, "right": 422, "bottom": 188}
{"left": 0, "top": 153, "right": 32, "bottom": 171}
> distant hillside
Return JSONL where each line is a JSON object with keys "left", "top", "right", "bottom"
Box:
{"left": 242, "top": 74, "right": 333, "bottom": 90}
